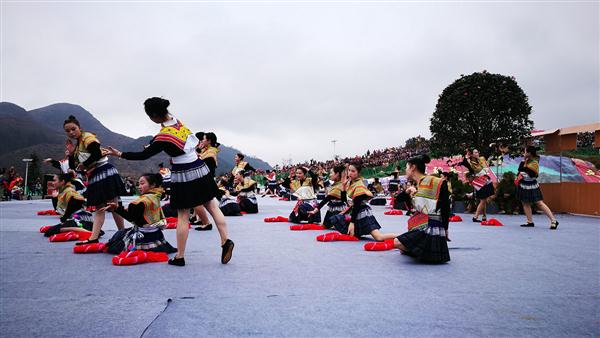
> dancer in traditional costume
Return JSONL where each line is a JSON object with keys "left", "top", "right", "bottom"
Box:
{"left": 263, "top": 170, "right": 279, "bottom": 197}
{"left": 231, "top": 153, "right": 255, "bottom": 176}
{"left": 307, "top": 164, "right": 347, "bottom": 229}
{"left": 62, "top": 115, "right": 125, "bottom": 245}
{"left": 368, "top": 177, "right": 388, "bottom": 205}
{"left": 463, "top": 149, "right": 496, "bottom": 223}
{"left": 516, "top": 146, "right": 559, "bottom": 229}
{"left": 196, "top": 132, "right": 220, "bottom": 176}
{"left": 190, "top": 131, "right": 221, "bottom": 231}
{"left": 106, "top": 97, "right": 234, "bottom": 266}
{"left": 103, "top": 173, "right": 177, "bottom": 254}
{"left": 232, "top": 171, "right": 259, "bottom": 213}
{"left": 391, "top": 155, "right": 450, "bottom": 263}
{"left": 328, "top": 162, "right": 399, "bottom": 241}
{"left": 42, "top": 173, "right": 95, "bottom": 237}
{"left": 43, "top": 153, "right": 86, "bottom": 211}
{"left": 288, "top": 167, "right": 321, "bottom": 224}
{"left": 217, "top": 177, "right": 243, "bottom": 216}
{"left": 393, "top": 182, "right": 414, "bottom": 213}
{"left": 279, "top": 169, "right": 296, "bottom": 199}
{"left": 369, "top": 178, "right": 384, "bottom": 194}
{"left": 387, "top": 171, "right": 401, "bottom": 194}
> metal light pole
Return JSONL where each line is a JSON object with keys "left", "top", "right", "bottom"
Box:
{"left": 22, "top": 158, "right": 33, "bottom": 197}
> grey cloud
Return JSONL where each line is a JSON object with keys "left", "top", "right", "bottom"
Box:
{"left": 2, "top": 2, "right": 598, "bottom": 165}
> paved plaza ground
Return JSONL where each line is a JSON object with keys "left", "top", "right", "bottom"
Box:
{"left": 1, "top": 197, "right": 598, "bottom": 337}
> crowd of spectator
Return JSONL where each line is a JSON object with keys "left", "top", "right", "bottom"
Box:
{"left": 253, "top": 136, "right": 431, "bottom": 179}
{"left": 1, "top": 166, "right": 25, "bottom": 200}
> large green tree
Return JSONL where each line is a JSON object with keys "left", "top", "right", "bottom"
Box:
{"left": 429, "top": 71, "right": 533, "bottom": 157}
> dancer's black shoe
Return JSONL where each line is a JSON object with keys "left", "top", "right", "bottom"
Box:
{"left": 75, "top": 238, "right": 99, "bottom": 246}
{"left": 168, "top": 256, "right": 185, "bottom": 266}
{"left": 194, "top": 223, "right": 213, "bottom": 231}
{"left": 221, "top": 239, "right": 234, "bottom": 264}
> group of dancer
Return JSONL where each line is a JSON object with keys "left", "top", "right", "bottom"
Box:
{"left": 454, "top": 147, "right": 558, "bottom": 229}
{"left": 39, "top": 95, "right": 558, "bottom": 267}
{"left": 43, "top": 98, "right": 234, "bottom": 267}
{"left": 266, "top": 156, "right": 451, "bottom": 263}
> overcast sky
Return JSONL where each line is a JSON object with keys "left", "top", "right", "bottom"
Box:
{"left": 2, "top": 1, "right": 598, "bottom": 166}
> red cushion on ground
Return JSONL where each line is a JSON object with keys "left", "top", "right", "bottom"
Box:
{"left": 449, "top": 215, "right": 463, "bottom": 222}
{"left": 316, "top": 232, "right": 359, "bottom": 242}
{"left": 145, "top": 252, "right": 169, "bottom": 262}
{"left": 49, "top": 232, "right": 79, "bottom": 242}
{"left": 73, "top": 242, "right": 106, "bottom": 253}
{"left": 290, "top": 224, "right": 325, "bottom": 231}
{"left": 112, "top": 251, "right": 148, "bottom": 265}
{"left": 482, "top": 218, "right": 503, "bottom": 226}
{"left": 39, "top": 225, "right": 52, "bottom": 233}
{"left": 364, "top": 239, "right": 395, "bottom": 251}
{"left": 76, "top": 232, "right": 92, "bottom": 240}
{"left": 37, "top": 210, "right": 58, "bottom": 216}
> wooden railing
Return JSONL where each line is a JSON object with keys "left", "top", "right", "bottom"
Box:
{"left": 540, "top": 183, "right": 600, "bottom": 216}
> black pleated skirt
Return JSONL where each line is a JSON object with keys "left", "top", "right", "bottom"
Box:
{"left": 330, "top": 204, "right": 381, "bottom": 237}
{"left": 322, "top": 200, "right": 346, "bottom": 229}
{"left": 239, "top": 196, "right": 259, "bottom": 214}
{"left": 170, "top": 159, "right": 219, "bottom": 209}
{"left": 106, "top": 227, "right": 177, "bottom": 254}
{"left": 85, "top": 163, "right": 126, "bottom": 206}
{"left": 475, "top": 182, "right": 495, "bottom": 200}
{"left": 515, "top": 180, "right": 543, "bottom": 203}
{"left": 397, "top": 218, "right": 450, "bottom": 264}
{"left": 219, "top": 198, "right": 243, "bottom": 216}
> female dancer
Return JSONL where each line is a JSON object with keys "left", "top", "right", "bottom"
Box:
{"left": 43, "top": 153, "right": 86, "bottom": 211}
{"left": 391, "top": 155, "right": 451, "bottom": 263}
{"left": 42, "top": 173, "right": 95, "bottom": 237}
{"left": 288, "top": 167, "right": 321, "bottom": 224}
{"left": 197, "top": 132, "right": 220, "bottom": 176}
{"left": 329, "top": 162, "right": 399, "bottom": 241}
{"left": 190, "top": 131, "right": 220, "bottom": 231}
{"left": 232, "top": 171, "right": 259, "bottom": 213}
{"left": 63, "top": 115, "right": 125, "bottom": 245}
{"left": 103, "top": 173, "right": 177, "bottom": 254}
{"left": 387, "top": 171, "right": 401, "bottom": 194}
{"left": 106, "top": 97, "right": 234, "bottom": 266}
{"left": 263, "top": 170, "right": 279, "bottom": 197}
{"left": 516, "top": 146, "right": 559, "bottom": 229}
{"left": 279, "top": 168, "right": 296, "bottom": 199}
{"left": 308, "top": 164, "right": 347, "bottom": 229}
{"left": 231, "top": 153, "right": 255, "bottom": 175}
{"left": 217, "top": 177, "right": 243, "bottom": 216}
{"left": 465, "top": 149, "right": 495, "bottom": 222}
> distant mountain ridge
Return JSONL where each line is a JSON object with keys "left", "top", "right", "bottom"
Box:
{"left": 0, "top": 102, "right": 271, "bottom": 177}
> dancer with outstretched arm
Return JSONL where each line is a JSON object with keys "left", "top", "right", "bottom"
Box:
{"left": 106, "top": 97, "right": 234, "bottom": 266}
{"left": 63, "top": 115, "right": 125, "bottom": 245}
